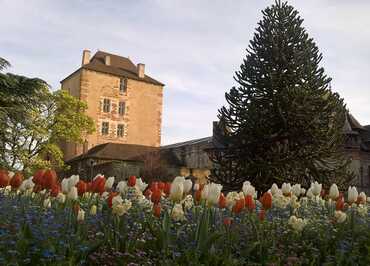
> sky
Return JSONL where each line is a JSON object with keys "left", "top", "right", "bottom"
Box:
{"left": 1, "top": 0, "right": 370, "bottom": 145}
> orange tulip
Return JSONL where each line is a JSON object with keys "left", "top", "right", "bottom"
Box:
{"left": 73, "top": 203, "right": 80, "bottom": 214}
{"left": 195, "top": 189, "right": 202, "bottom": 203}
{"left": 76, "top": 180, "right": 87, "bottom": 196}
{"left": 150, "top": 181, "right": 158, "bottom": 191}
{"left": 128, "top": 175, "right": 136, "bottom": 187}
{"left": 245, "top": 195, "right": 256, "bottom": 212}
{"left": 10, "top": 172, "right": 23, "bottom": 189}
{"left": 218, "top": 193, "right": 227, "bottom": 209}
{"left": 232, "top": 198, "right": 245, "bottom": 214}
{"left": 153, "top": 203, "right": 161, "bottom": 218}
{"left": 151, "top": 188, "right": 162, "bottom": 204}
{"left": 260, "top": 192, "right": 272, "bottom": 210}
{"left": 0, "top": 170, "right": 9, "bottom": 188}
{"left": 107, "top": 192, "right": 119, "bottom": 208}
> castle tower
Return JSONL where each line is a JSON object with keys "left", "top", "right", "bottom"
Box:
{"left": 60, "top": 50, "right": 164, "bottom": 161}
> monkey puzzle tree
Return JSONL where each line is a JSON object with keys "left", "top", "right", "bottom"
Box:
{"left": 208, "top": 1, "right": 352, "bottom": 191}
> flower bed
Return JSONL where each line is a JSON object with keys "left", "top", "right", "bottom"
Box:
{"left": 0, "top": 170, "right": 370, "bottom": 265}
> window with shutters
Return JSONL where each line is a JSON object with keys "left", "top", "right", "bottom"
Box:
{"left": 120, "top": 78, "right": 127, "bottom": 94}
{"left": 117, "top": 124, "right": 124, "bottom": 137}
{"left": 103, "top": 99, "right": 111, "bottom": 113}
{"left": 101, "top": 122, "right": 109, "bottom": 135}
{"left": 118, "top": 101, "right": 125, "bottom": 116}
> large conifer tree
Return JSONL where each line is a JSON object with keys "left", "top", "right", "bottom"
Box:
{"left": 209, "top": 1, "right": 352, "bottom": 191}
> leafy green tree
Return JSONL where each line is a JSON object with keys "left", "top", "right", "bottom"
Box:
{"left": 209, "top": 1, "right": 352, "bottom": 191}
{"left": 0, "top": 57, "right": 95, "bottom": 173}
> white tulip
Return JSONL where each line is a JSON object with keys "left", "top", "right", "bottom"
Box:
{"left": 242, "top": 181, "right": 255, "bottom": 197}
{"left": 206, "top": 183, "right": 222, "bottom": 206}
{"left": 112, "top": 199, "right": 132, "bottom": 216}
{"left": 170, "top": 179, "right": 184, "bottom": 202}
{"left": 311, "top": 181, "right": 322, "bottom": 196}
{"left": 112, "top": 195, "right": 123, "bottom": 208}
{"left": 117, "top": 181, "right": 127, "bottom": 194}
{"left": 61, "top": 178, "right": 70, "bottom": 194}
{"left": 105, "top": 176, "right": 115, "bottom": 190}
{"left": 201, "top": 184, "right": 209, "bottom": 200}
{"left": 57, "top": 193, "right": 66, "bottom": 203}
{"left": 329, "top": 184, "right": 339, "bottom": 200}
{"left": 288, "top": 215, "right": 307, "bottom": 232}
{"left": 226, "top": 191, "right": 240, "bottom": 209}
{"left": 281, "top": 183, "right": 292, "bottom": 196}
{"left": 334, "top": 210, "right": 347, "bottom": 223}
{"left": 171, "top": 203, "right": 185, "bottom": 221}
{"left": 90, "top": 205, "right": 97, "bottom": 215}
{"left": 306, "top": 188, "right": 314, "bottom": 199}
{"left": 270, "top": 183, "right": 280, "bottom": 196}
{"left": 183, "top": 179, "right": 193, "bottom": 194}
{"left": 67, "top": 187, "right": 78, "bottom": 200}
{"left": 43, "top": 198, "right": 51, "bottom": 208}
{"left": 348, "top": 186, "right": 358, "bottom": 204}
{"left": 101, "top": 191, "right": 109, "bottom": 200}
{"left": 292, "top": 184, "right": 302, "bottom": 197}
{"left": 358, "top": 192, "right": 366, "bottom": 204}
{"left": 77, "top": 209, "right": 85, "bottom": 222}
{"left": 136, "top": 178, "right": 148, "bottom": 192}
{"left": 68, "top": 175, "right": 79, "bottom": 191}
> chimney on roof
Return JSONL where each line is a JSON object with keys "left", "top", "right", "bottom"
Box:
{"left": 137, "top": 63, "right": 145, "bottom": 78}
{"left": 105, "top": 55, "right": 111, "bottom": 66}
{"left": 82, "top": 49, "right": 91, "bottom": 66}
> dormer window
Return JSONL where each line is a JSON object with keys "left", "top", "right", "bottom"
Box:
{"left": 120, "top": 78, "right": 127, "bottom": 94}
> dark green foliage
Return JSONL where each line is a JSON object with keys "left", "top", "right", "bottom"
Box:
{"left": 209, "top": 1, "right": 352, "bottom": 191}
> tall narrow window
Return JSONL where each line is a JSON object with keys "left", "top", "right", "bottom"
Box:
{"left": 120, "top": 78, "right": 127, "bottom": 94}
{"left": 103, "top": 99, "right": 111, "bottom": 112}
{"left": 118, "top": 101, "right": 125, "bottom": 116}
{"left": 117, "top": 124, "right": 124, "bottom": 137}
{"left": 101, "top": 122, "right": 109, "bottom": 135}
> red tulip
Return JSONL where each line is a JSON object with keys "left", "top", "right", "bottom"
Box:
{"left": 232, "top": 198, "right": 245, "bottom": 214}
{"left": 223, "top": 217, "right": 233, "bottom": 226}
{"left": 32, "top": 169, "right": 45, "bottom": 187}
{"left": 151, "top": 188, "right": 162, "bottom": 204}
{"left": 86, "top": 182, "right": 92, "bottom": 192}
{"left": 43, "top": 169, "right": 57, "bottom": 190}
{"left": 258, "top": 209, "right": 265, "bottom": 221}
{"left": 158, "top": 182, "right": 165, "bottom": 191}
{"left": 150, "top": 182, "right": 158, "bottom": 191}
{"left": 91, "top": 176, "right": 106, "bottom": 194}
{"left": 260, "top": 192, "right": 272, "bottom": 210}
{"left": 245, "top": 195, "right": 256, "bottom": 212}
{"left": 107, "top": 192, "right": 119, "bottom": 208}
{"left": 164, "top": 182, "right": 171, "bottom": 196}
{"left": 76, "top": 180, "right": 87, "bottom": 196}
{"left": 153, "top": 203, "right": 161, "bottom": 218}
{"left": 218, "top": 193, "right": 227, "bottom": 209}
{"left": 195, "top": 189, "right": 202, "bottom": 203}
{"left": 144, "top": 188, "right": 152, "bottom": 198}
{"left": 0, "top": 170, "right": 9, "bottom": 188}
{"left": 336, "top": 196, "right": 344, "bottom": 211}
{"left": 128, "top": 176, "right": 136, "bottom": 187}
{"left": 10, "top": 172, "right": 23, "bottom": 189}
{"left": 50, "top": 184, "right": 60, "bottom": 197}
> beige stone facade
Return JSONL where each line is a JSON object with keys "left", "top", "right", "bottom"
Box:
{"left": 60, "top": 50, "right": 164, "bottom": 161}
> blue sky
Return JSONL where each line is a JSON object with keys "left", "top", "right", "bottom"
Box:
{"left": 1, "top": 0, "right": 370, "bottom": 144}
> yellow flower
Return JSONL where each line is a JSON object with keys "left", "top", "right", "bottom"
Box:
{"left": 334, "top": 211, "right": 347, "bottom": 223}
{"left": 90, "top": 205, "right": 97, "bottom": 215}
{"left": 288, "top": 215, "right": 307, "bottom": 232}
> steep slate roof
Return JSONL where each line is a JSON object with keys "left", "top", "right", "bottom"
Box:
{"left": 67, "top": 143, "right": 158, "bottom": 163}
{"left": 61, "top": 51, "right": 164, "bottom": 86}
{"left": 161, "top": 137, "right": 212, "bottom": 149}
